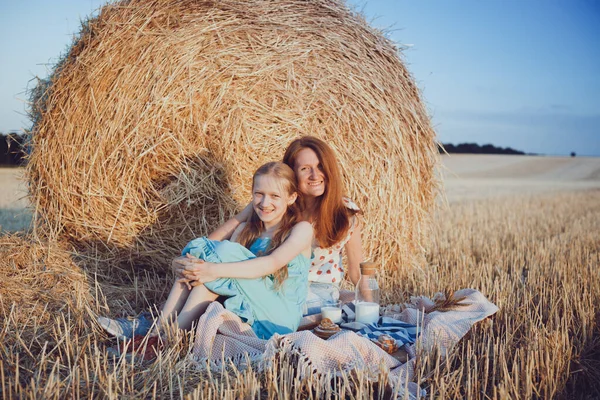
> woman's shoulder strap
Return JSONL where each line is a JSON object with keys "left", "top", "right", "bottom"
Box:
{"left": 342, "top": 197, "right": 361, "bottom": 212}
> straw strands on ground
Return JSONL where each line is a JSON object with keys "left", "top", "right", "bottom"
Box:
{"left": 26, "top": 0, "right": 438, "bottom": 272}
{"left": 0, "top": 235, "right": 94, "bottom": 355}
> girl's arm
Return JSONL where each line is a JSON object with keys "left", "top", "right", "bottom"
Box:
{"left": 207, "top": 203, "right": 252, "bottom": 241}
{"left": 229, "top": 223, "right": 246, "bottom": 243}
{"left": 183, "top": 222, "right": 313, "bottom": 283}
{"left": 344, "top": 216, "right": 363, "bottom": 285}
{"left": 173, "top": 223, "right": 248, "bottom": 288}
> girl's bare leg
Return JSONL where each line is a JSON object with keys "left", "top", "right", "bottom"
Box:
{"left": 160, "top": 281, "right": 192, "bottom": 324}
{"left": 176, "top": 284, "right": 219, "bottom": 330}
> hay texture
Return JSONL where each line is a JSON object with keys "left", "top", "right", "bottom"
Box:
{"left": 27, "top": 0, "right": 438, "bottom": 272}
{"left": 0, "top": 235, "right": 93, "bottom": 346}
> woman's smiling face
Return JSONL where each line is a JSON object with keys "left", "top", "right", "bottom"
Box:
{"left": 252, "top": 175, "right": 297, "bottom": 228}
{"left": 293, "top": 148, "right": 326, "bottom": 198}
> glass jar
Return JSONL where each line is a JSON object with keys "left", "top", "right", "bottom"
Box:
{"left": 354, "top": 261, "right": 380, "bottom": 324}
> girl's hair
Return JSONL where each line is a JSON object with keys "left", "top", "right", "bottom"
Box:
{"left": 236, "top": 162, "right": 300, "bottom": 289}
{"left": 283, "top": 136, "right": 358, "bottom": 248}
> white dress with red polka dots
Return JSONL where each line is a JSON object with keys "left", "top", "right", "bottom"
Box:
{"left": 307, "top": 198, "right": 359, "bottom": 285}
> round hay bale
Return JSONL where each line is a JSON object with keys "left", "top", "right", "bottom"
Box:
{"left": 0, "top": 235, "right": 93, "bottom": 347}
{"left": 27, "top": 0, "right": 438, "bottom": 272}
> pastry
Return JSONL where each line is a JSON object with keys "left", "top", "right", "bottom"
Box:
{"left": 373, "top": 334, "right": 398, "bottom": 354}
{"left": 313, "top": 318, "right": 341, "bottom": 339}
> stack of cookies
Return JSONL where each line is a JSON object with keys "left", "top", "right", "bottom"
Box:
{"left": 313, "top": 318, "right": 341, "bottom": 340}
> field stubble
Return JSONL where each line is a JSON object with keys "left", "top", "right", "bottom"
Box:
{"left": 1, "top": 189, "right": 598, "bottom": 398}
{"left": 411, "top": 190, "right": 600, "bottom": 398}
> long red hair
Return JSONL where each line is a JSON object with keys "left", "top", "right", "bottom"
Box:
{"left": 236, "top": 162, "right": 300, "bottom": 289}
{"left": 283, "top": 136, "right": 358, "bottom": 248}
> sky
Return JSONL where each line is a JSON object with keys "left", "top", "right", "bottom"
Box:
{"left": 0, "top": 1, "right": 599, "bottom": 156}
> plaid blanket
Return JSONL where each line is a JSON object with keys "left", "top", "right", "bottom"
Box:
{"left": 359, "top": 317, "right": 419, "bottom": 345}
{"left": 189, "top": 288, "right": 498, "bottom": 398}
{"left": 341, "top": 302, "right": 420, "bottom": 346}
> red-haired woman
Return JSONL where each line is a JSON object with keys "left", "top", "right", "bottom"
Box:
{"left": 194, "top": 136, "right": 363, "bottom": 315}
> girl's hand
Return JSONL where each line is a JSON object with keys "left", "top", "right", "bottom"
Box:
{"left": 177, "top": 277, "right": 194, "bottom": 290}
{"left": 182, "top": 262, "right": 219, "bottom": 283}
{"left": 171, "top": 257, "right": 186, "bottom": 278}
{"left": 172, "top": 254, "right": 205, "bottom": 277}
{"left": 176, "top": 277, "right": 205, "bottom": 290}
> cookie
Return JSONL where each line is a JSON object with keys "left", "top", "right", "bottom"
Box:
{"left": 313, "top": 318, "right": 341, "bottom": 339}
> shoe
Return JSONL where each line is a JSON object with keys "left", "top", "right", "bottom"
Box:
{"left": 106, "top": 334, "right": 163, "bottom": 362}
{"left": 98, "top": 312, "right": 154, "bottom": 340}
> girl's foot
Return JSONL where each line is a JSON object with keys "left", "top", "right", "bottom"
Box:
{"left": 98, "top": 312, "right": 154, "bottom": 340}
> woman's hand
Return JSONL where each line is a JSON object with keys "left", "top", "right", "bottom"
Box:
{"left": 207, "top": 203, "right": 253, "bottom": 241}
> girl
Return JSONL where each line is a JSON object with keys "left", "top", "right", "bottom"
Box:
{"left": 99, "top": 162, "right": 313, "bottom": 340}
{"left": 185, "top": 136, "right": 363, "bottom": 316}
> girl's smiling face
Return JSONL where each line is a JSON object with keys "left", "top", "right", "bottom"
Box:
{"left": 293, "top": 148, "right": 326, "bottom": 198}
{"left": 252, "top": 174, "right": 297, "bottom": 229}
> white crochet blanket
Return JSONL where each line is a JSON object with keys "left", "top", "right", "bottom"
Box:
{"left": 189, "top": 288, "right": 499, "bottom": 398}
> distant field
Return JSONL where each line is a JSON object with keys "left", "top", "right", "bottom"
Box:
{"left": 3, "top": 154, "right": 599, "bottom": 214}
{"left": 0, "top": 168, "right": 31, "bottom": 232}
{"left": 2, "top": 155, "right": 600, "bottom": 231}
{"left": 0, "top": 168, "right": 28, "bottom": 208}
{"left": 440, "top": 154, "right": 600, "bottom": 202}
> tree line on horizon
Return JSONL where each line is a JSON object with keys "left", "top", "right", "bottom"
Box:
{"left": 439, "top": 142, "right": 526, "bottom": 155}
{"left": 1, "top": 132, "right": 532, "bottom": 167}
{"left": 0, "top": 132, "right": 26, "bottom": 166}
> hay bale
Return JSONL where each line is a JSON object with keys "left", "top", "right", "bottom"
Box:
{"left": 27, "top": 0, "right": 438, "bottom": 272}
{"left": 0, "top": 235, "right": 94, "bottom": 346}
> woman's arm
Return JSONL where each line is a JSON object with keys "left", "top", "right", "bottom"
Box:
{"left": 344, "top": 217, "right": 363, "bottom": 285}
{"left": 207, "top": 203, "right": 252, "bottom": 241}
{"left": 183, "top": 222, "right": 313, "bottom": 283}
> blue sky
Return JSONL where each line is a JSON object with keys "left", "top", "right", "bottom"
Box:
{"left": 1, "top": 0, "right": 599, "bottom": 156}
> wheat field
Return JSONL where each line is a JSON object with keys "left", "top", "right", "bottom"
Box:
{"left": 1, "top": 156, "right": 599, "bottom": 398}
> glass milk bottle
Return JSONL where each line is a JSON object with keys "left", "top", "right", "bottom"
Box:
{"left": 354, "top": 261, "right": 380, "bottom": 324}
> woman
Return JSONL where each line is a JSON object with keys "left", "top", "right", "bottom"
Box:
{"left": 183, "top": 136, "right": 363, "bottom": 315}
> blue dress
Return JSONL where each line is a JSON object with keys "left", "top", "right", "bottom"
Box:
{"left": 181, "top": 237, "right": 310, "bottom": 339}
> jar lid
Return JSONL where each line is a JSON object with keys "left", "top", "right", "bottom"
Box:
{"left": 360, "top": 261, "right": 377, "bottom": 275}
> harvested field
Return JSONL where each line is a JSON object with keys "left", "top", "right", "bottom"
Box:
{"left": 0, "top": 168, "right": 28, "bottom": 209}
{"left": 5, "top": 155, "right": 600, "bottom": 232}
{"left": 441, "top": 154, "right": 600, "bottom": 202}
{"left": 0, "top": 168, "right": 31, "bottom": 232}
{"left": 1, "top": 156, "right": 599, "bottom": 398}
